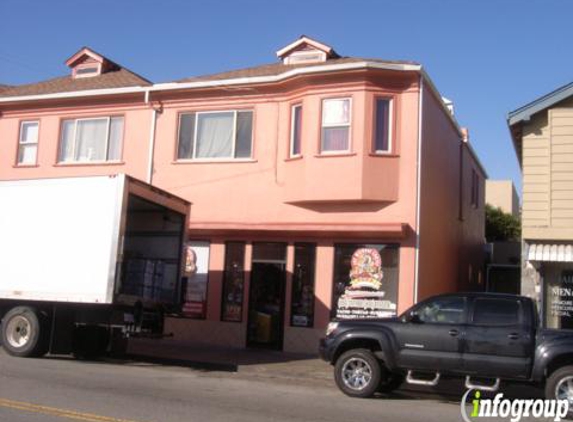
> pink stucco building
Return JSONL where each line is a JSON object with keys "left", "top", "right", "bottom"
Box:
{"left": 0, "top": 37, "right": 486, "bottom": 353}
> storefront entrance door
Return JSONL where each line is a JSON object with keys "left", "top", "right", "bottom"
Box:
{"left": 247, "top": 243, "right": 287, "bottom": 350}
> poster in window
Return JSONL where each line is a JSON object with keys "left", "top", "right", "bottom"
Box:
{"left": 546, "top": 270, "right": 573, "bottom": 329}
{"left": 333, "top": 244, "right": 398, "bottom": 320}
{"left": 182, "top": 241, "right": 210, "bottom": 319}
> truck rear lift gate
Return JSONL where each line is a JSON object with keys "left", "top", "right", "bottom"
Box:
{"left": 406, "top": 371, "right": 441, "bottom": 387}
{"left": 465, "top": 376, "right": 500, "bottom": 392}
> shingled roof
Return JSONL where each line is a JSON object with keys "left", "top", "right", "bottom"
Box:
{"left": 0, "top": 38, "right": 419, "bottom": 99}
{"left": 0, "top": 68, "right": 151, "bottom": 98}
{"left": 0, "top": 46, "right": 152, "bottom": 99}
{"left": 178, "top": 57, "right": 419, "bottom": 83}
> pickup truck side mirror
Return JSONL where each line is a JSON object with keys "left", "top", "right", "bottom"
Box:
{"left": 405, "top": 312, "right": 422, "bottom": 324}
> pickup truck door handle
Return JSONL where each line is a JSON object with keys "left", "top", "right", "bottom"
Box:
{"left": 449, "top": 329, "right": 459, "bottom": 337}
{"left": 508, "top": 333, "right": 520, "bottom": 340}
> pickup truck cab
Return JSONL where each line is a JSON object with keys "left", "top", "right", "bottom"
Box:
{"left": 320, "top": 292, "right": 573, "bottom": 402}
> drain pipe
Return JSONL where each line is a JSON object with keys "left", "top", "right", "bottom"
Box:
{"left": 413, "top": 73, "right": 424, "bottom": 304}
{"left": 145, "top": 89, "right": 159, "bottom": 185}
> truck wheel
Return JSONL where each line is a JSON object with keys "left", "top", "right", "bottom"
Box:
{"left": 1, "top": 306, "right": 49, "bottom": 358}
{"left": 546, "top": 365, "right": 573, "bottom": 408}
{"left": 334, "top": 349, "right": 381, "bottom": 398}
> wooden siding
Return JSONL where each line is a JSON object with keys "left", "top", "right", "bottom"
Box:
{"left": 550, "top": 108, "right": 573, "bottom": 231}
{"left": 522, "top": 113, "right": 550, "bottom": 228}
{"left": 522, "top": 105, "right": 573, "bottom": 239}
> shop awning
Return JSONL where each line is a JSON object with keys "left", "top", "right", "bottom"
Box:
{"left": 527, "top": 243, "right": 573, "bottom": 262}
{"left": 187, "top": 222, "right": 411, "bottom": 239}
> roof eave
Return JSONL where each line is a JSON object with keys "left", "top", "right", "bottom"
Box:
{"left": 0, "top": 86, "right": 148, "bottom": 104}
{"left": 150, "top": 61, "right": 422, "bottom": 92}
{"left": 508, "top": 81, "right": 573, "bottom": 127}
{"left": 0, "top": 61, "right": 420, "bottom": 104}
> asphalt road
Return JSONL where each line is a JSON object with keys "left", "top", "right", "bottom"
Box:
{"left": 0, "top": 348, "right": 554, "bottom": 422}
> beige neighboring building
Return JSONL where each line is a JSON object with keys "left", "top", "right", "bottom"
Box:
{"left": 484, "top": 180, "right": 521, "bottom": 294}
{"left": 485, "top": 180, "right": 520, "bottom": 216}
{"left": 509, "top": 82, "right": 573, "bottom": 330}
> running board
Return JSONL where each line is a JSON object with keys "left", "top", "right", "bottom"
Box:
{"left": 465, "top": 376, "right": 500, "bottom": 392}
{"left": 406, "top": 370, "right": 440, "bottom": 386}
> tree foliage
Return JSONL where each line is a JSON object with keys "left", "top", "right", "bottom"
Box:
{"left": 485, "top": 204, "right": 521, "bottom": 242}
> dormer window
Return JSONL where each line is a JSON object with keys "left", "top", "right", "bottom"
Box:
{"left": 276, "top": 36, "right": 339, "bottom": 65}
{"left": 75, "top": 65, "right": 100, "bottom": 77}
{"left": 65, "top": 47, "right": 118, "bottom": 79}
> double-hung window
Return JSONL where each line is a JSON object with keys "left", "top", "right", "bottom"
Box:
{"left": 17, "top": 121, "right": 39, "bottom": 165}
{"left": 59, "top": 117, "right": 124, "bottom": 163}
{"left": 290, "top": 105, "right": 302, "bottom": 157}
{"left": 177, "top": 110, "right": 253, "bottom": 160}
{"left": 373, "top": 98, "right": 392, "bottom": 153}
{"left": 321, "top": 98, "right": 351, "bottom": 153}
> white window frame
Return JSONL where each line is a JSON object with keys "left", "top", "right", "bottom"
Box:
{"left": 59, "top": 116, "right": 122, "bottom": 163}
{"left": 73, "top": 63, "right": 102, "bottom": 79}
{"left": 290, "top": 104, "right": 302, "bottom": 157}
{"left": 320, "top": 97, "right": 352, "bottom": 154}
{"left": 373, "top": 97, "right": 393, "bottom": 154}
{"left": 17, "top": 120, "right": 39, "bottom": 165}
{"left": 177, "top": 110, "right": 253, "bottom": 161}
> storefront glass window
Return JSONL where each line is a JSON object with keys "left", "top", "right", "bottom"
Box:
{"left": 181, "top": 241, "right": 210, "bottom": 319}
{"left": 545, "top": 266, "right": 573, "bottom": 329}
{"left": 332, "top": 243, "right": 399, "bottom": 320}
{"left": 290, "top": 243, "right": 316, "bottom": 328}
{"left": 221, "top": 242, "right": 246, "bottom": 322}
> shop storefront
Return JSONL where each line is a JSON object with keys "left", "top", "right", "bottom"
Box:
{"left": 170, "top": 238, "right": 407, "bottom": 354}
{"left": 544, "top": 264, "right": 573, "bottom": 329}
{"left": 525, "top": 243, "right": 573, "bottom": 329}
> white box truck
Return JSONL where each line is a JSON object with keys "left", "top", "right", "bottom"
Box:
{"left": 0, "top": 174, "right": 190, "bottom": 358}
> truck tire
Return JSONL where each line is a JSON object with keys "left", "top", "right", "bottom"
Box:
{"left": 545, "top": 365, "right": 573, "bottom": 407}
{"left": 334, "top": 349, "right": 381, "bottom": 398}
{"left": 1, "top": 306, "right": 49, "bottom": 358}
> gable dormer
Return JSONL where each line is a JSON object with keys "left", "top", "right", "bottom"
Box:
{"left": 276, "top": 36, "right": 339, "bottom": 65}
{"left": 65, "top": 47, "right": 119, "bottom": 79}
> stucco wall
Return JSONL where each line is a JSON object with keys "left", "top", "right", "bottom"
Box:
{"left": 418, "top": 85, "right": 486, "bottom": 300}
{"left": 485, "top": 180, "right": 519, "bottom": 216}
{"left": 0, "top": 98, "right": 151, "bottom": 182}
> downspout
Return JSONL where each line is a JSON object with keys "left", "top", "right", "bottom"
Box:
{"left": 145, "top": 89, "right": 158, "bottom": 185}
{"left": 413, "top": 74, "right": 424, "bottom": 304}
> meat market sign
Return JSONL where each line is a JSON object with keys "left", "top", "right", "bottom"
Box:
{"left": 335, "top": 248, "right": 397, "bottom": 319}
{"left": 549, "top": 271, "right": 573, "bottom": 318}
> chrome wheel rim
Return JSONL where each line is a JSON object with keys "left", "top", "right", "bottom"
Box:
{"left": 555, "top": 376, "right": 573, "bottom": 407}
{"left": 341, "top": 357, "right": 373, "bottom": 391}
{"left": 5, "top": 315, "right": 32, "bottom": 349}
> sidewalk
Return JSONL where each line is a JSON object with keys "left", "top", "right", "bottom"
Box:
{"left": 123, "top": 339, "right": 544, "bottom": 400}
{"left": 125, "top": 338, "right": 333, "bottom": 387}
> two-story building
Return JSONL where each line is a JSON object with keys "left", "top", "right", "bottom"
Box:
{"left": 0, "top": 37, "right": 486, "bottom": 353}
{"left": 509, "top": 83, "right": 573, "bottom": 330}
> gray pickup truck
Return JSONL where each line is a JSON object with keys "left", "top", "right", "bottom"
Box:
{"left": 320, "top": 292, "right": 573, "bottom": 403}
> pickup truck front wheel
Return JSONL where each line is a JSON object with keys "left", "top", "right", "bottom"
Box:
{"left": 334, "top": 349, "right": 381, "bottom": 398}
{"left": 546, "top": 365, "right": 573, "bottom": 407}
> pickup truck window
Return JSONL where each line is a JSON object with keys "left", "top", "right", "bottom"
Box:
{"left": 415, "top": 296, "right": 465, "bottom": 324}
{"left": 472, "top": 298, "right": 520, "bottom": 325}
